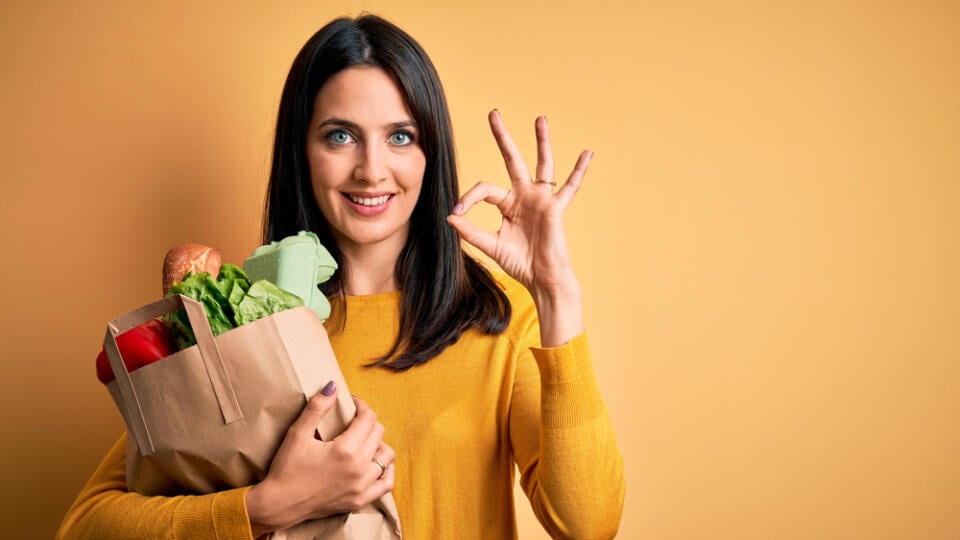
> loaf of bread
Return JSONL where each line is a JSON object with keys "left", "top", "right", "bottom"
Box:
{"left": 162, "top": 244, "right": 222, "bottom": 295}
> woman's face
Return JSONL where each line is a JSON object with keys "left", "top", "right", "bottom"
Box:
{"left": 306, "top": 66, "right": 426, "bottom": 256}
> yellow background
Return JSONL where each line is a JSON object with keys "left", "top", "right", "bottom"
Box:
{"left": 2, "top": 1, "right": 958, "bottom": 538}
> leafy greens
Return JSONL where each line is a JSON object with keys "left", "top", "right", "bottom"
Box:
{"left": 165, "top": 263, "right": 303, "bottom": 349}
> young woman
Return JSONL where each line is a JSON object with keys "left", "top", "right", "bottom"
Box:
{"left": 58, "top": 14, "right": 624, "bottom": 539}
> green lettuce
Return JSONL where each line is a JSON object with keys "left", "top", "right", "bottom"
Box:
{"left": 165, "top": 263, "right": 303, "bottom": 349}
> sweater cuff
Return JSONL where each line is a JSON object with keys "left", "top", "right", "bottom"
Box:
{"left": 172, "top": 486, "right": 254, "bottom": 539}
{"left": 530, "top": 332, "right": 592, "bottom": 385}
{"left": 530, "top": 332, "right": 606, "bottom": 429}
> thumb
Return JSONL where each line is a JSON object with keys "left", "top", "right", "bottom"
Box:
{"left": 287, "top": 380, "right": 338, "bottom": 440}
{"left": 447, "top": 214, "right": 498, "bottom": 261}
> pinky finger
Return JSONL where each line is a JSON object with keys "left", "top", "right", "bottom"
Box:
{"left": 556, "top": 150, "right": 593, "bottom": 208}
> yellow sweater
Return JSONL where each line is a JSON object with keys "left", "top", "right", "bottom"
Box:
{"left": 58, "top": 275, "right": 625, "bottom": 539}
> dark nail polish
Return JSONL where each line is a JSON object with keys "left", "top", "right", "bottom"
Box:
{"left": 320, "top": 380, "right": 337, "bottom": 396}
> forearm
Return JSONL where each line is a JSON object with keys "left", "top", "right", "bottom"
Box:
{"left": 57, "top": 434, "right": 255, "bottom": 540}
{"left": 522, "top": 335, "right": 626, "bottom": 539}
{"left": 59, "top": 488, "right": 253, "bottom": 540}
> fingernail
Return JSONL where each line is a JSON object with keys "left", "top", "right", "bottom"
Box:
{"left": 453, "top": 202, "right": 464, "bottom": 215}
{"left": 320, "top": 380, "right": 337, "bottom": 396}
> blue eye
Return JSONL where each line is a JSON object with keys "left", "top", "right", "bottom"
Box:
{"left": 325, "top": 129, "right": 355, "bottom": 146}
{"left": 389, "top": 130, "right": 415, "bottom": 146}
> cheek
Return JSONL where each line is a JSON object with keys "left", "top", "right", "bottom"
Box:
{"left": 308, "top": 154, "right": 337, "bottom": 189}
{"left": 308, "top": 163, "right": 342, "bottom": 218}
{"left": 309, "top": 156, "right": 353, "bottom": 205}
{"left": 400, "top": 154, "right": 427, "bottom": 191}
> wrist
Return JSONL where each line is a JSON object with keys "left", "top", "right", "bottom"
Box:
{"left": 531, "top": 279, "right": 584, "bottom": 348}
{"left": 532, "top": 286, "right": 581, "bottom": 316}
{"left": 246, "top": 480, "right": 296, "bottom": 536}
{"left": 529, "top": 267, "right": 580, "bottom": 304}
{"left": 531, "top": 269, "right": 581, "bottom": 311}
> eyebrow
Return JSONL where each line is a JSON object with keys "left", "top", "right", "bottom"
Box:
{"left": 317, "top": 118, "right": 418, "bottom": 130}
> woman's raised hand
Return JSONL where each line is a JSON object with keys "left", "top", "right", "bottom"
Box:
{"left": 246, "top": 384, "right": 395, "bottom": 535}
{"left": 447, "top": 110, "right": 589, "bottom": 346}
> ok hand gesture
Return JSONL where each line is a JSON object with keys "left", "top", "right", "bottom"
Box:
{"left": 447, "top": 110, "right": 590, "bottom": 346}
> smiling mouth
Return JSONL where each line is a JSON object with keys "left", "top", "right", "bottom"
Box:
{"left": 345, "top": 193, "right": 393, "bottom": 206}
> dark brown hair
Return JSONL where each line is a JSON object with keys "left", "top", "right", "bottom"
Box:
{"left": 262, "top": 14, "right": 510, "bottom": 369}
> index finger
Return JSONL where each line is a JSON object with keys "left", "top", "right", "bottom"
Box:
{"left": 489, "top": 109, "right": 531, "bottom": 186}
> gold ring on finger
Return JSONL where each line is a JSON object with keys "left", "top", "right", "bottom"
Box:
{"left": 533, "top": 179, "right": 556, "bottom": 186}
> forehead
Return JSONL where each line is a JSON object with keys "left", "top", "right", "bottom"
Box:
{"left": 313, "top": 66, "right": 413, "bottom": 123}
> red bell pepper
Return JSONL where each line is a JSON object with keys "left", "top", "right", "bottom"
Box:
{"left": 96, "top": 319, "right": 178, "bottom": 384}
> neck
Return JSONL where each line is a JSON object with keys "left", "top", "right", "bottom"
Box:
{"left": 336, "top": 237, "right": 405, "bottom": 296}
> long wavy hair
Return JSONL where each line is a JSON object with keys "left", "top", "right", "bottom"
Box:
{"left": 262, "top": 14, "right": 510, "bottom": 370}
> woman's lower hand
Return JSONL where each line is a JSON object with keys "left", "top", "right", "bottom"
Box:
{"left": 246, "top": 384, "right": 395, "bottom": 535}
{"left": 447, "top": 110, "right": 588, "bottom": 346}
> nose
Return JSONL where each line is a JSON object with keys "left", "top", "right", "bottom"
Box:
{"left": 353, "top": 141, "right": 389, "bottom": 185}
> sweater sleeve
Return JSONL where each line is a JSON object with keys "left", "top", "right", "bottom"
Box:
{"left": 56, "top": 432, "right": 255, "bottom": 540}
{"left": 509, "top": 331, "right": 626, "bottom": 540}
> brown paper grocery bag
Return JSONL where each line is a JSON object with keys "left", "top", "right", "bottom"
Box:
{"left": 103, "top": 294, "right": 401, "bottom": 539}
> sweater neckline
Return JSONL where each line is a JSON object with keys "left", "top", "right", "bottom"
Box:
{"left": 341, "top": 290, "right": 401, "bottom": 307}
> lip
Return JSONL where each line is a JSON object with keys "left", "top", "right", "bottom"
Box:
{"left": 342, "top": 192, "right": 395, "bottom": 217}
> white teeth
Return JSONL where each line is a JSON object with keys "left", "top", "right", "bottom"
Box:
{"left": 348, "top": 194, "right": 390, "bottom": 206}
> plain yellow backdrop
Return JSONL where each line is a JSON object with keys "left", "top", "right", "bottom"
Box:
{"left": 2, "top": 1, "right": 959, "bottom": 538}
